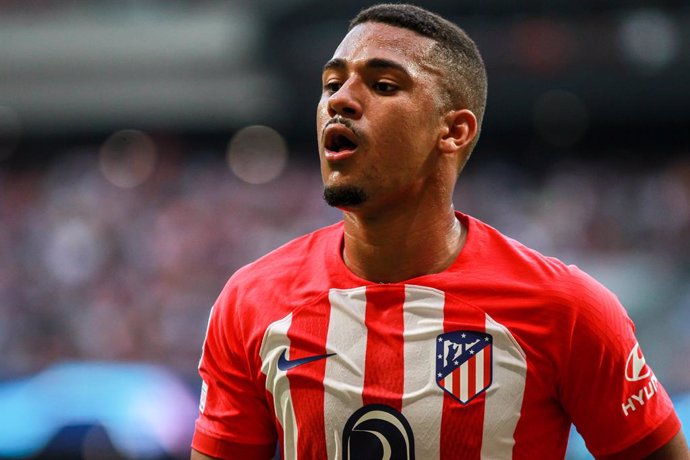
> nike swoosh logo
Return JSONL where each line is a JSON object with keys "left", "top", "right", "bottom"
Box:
{"left": 277, "top": 349, "right": 336, "bottom": 371}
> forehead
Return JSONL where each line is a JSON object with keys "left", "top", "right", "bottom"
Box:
{"left": 330, "top": 22, "right": 438, "bottom": 74}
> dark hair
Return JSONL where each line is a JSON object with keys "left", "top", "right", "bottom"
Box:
{"left": 350, "top": 3, "right": 487, "bottom": 151}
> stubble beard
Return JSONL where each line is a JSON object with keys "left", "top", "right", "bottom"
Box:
{"left": 323, "top": 185, "right": 368, "bottom": 208}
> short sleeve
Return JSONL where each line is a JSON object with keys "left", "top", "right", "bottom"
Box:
{"left": 559, "top": 275, "right": 680, "bottom": 458}
{"left": 191, "top": 282, "right": 278, "bottom": 459}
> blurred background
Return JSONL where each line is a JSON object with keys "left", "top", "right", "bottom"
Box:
{"left": 0, "top": 0, "right": 688, "bottom": 459}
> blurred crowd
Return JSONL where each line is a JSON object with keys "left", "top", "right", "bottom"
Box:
{"left": 1, "top": 146, "right": 689, "bottom": 395}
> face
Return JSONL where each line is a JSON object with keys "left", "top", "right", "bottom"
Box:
{"left": 317, "top": 22, "right": 448, "bottom": 212}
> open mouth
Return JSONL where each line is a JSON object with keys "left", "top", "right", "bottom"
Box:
{"left": 327, "top": 134, "right": 357, "bottom": 152}
{"left": 324, "top": 126, "right": 359, "bottom": 156}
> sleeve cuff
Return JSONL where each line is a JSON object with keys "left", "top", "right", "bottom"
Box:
{"left": 192, "top": 428, "right": 277, "bottom": 460}
{"left": 596, "top": 410, "right": 681, "bottom": 460}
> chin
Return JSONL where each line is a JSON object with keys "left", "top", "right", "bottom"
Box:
{"left": 323, "top": 185, "right": 368, "bottom": 208}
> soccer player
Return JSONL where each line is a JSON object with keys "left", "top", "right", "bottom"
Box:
{"left": 191, "top": 4, "right": 689, "bottom": 459}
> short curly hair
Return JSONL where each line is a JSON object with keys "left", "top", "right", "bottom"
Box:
{"left": 350, "top": 4, "right": 487, "bottom": 151}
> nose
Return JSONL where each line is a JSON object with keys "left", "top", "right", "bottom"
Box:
{"left": 327, "top": 80, "right": 363, "bottom": 119}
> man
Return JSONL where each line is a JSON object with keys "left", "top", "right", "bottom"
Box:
{"left": 191, "top": 4, "right": 688, "bottom": 459}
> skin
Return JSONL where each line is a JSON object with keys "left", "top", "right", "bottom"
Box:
{"left": 192, "top": 21, "right": 689, "bottom": 460}
{"left": 316, "top": 22, "right": 477, "bottom": 283}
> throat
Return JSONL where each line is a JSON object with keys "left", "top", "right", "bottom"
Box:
{"left": 342, "top": 214, "right": 465, "bottom": 283}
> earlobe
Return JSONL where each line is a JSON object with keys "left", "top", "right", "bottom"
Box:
{"left": 438, "top": 109, "right": 478, "bottom": 154}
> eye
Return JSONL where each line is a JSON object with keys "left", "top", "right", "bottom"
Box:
{"left": 373, "top": 81, "right": 398, "bottom": 94}
{"left": 324, "top": 81, "right": 342, "bottom": 94}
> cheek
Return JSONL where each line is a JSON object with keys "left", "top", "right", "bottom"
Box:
{"left": 319, "top": 159, "right": 328, "bottom": 180}
{"left": 315, "top": 99, "right": 330, "bottom": 138}
{"left": 373, "top": 113, "right": 415, "bottom": 144}
{"left": 375, "top": 115, "right": 431, "bottom": 153}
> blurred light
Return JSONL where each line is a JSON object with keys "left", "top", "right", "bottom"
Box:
{"left": 227, "top": 125, "right": 288, "bottom": 184}
{"left": 45, "top": 218, "right": 106, "bottom": 286}
{"left": 618, "top": 10, "right": 679, "bottom": 70}
{"left": 0, "top": 361, "right": 198, "bottom": 459}
{"left": 0, "top": 105, "right": 22, "bottom": 162}
{"left": 532, "top": 89, "right": 589, "bottom": 148}
{"left": 0, "top": 5, "right": 258, "bottom": 71}
{"left": 675, "top": 391, "right": 690, "bottom": 431}
{"left": 99, "top": 130, "right": 157, "bottom": 188}
{"left": 566, "top": 425, "right": 592, "bottom": 459}
{"left": 512, "top": 19, "right": 574, "bottom": 74}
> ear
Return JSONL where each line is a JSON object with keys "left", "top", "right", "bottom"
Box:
{"left": 437, "top": 109, "right": 478, "bottom": 154}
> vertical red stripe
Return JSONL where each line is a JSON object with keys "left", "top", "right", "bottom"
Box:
{"left": 468, "top": 354, "right": 477, "bottom": 398}
{"left": 453, "top": 366, "right": 461, "bottom": 398}
{"left": 484, "top": 346, "right": 492, "bottom": 388}
{"left": 440, "top": 300, "right": 487, "bottom": 460}
{"left": 361, "top": 286, "right": 406, "bottom": 411}
{"left": 286, "top": 300, "right": 332, "bottom": 458}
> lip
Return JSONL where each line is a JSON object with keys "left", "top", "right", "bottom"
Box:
{"left": 322, "top": 124, "right": 359, "bottom": 162}
{"left": 324, "top": 148, "right": 356, "bottom": 162}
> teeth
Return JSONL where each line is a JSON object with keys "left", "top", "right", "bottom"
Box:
{"left": 326, "top": 133, "right": 356, "bottom": 152}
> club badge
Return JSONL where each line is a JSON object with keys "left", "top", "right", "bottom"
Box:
{"left": 436, "top": 330, "right": 493, "bottom": 404}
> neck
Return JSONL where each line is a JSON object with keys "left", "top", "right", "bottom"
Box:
{"left": 341, "top": 204, "right": 465, "bottom": 283}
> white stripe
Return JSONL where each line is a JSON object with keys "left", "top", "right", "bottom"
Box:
{"left": 402, "top": 285, "right": 445, "bottom": 459}
{"left": 444, "top": 370, "right": 452, "bottom": 391}
{"left": 480, "top": 313, "right": 528, "bottom": 460}
{"left": 476, "top": 348, "right": 485, "bottom": 391}
{"left": 259, "top": 313, "right": 298, "bottom": 460}
{"left": 459, "top": 361, "right": 469, "bottom": 402}
{"left": 323, "top": 287, "right": 368, "bottom": 460}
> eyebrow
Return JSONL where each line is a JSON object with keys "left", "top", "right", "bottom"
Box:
{"left": 322, "top": 57, "right": 410, "bottom": 76}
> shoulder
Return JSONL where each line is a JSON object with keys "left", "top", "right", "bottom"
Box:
{"left": 465, "top": 214, "right": 630, "bottom": 326}
{"left": 216, "top": 221, "right": 343, "bottom": 320}
{"left": 466, "top": 215, "right": 588, "bottom": 285}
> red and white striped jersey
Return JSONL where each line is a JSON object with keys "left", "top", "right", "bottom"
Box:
{"left": 192, "top": 213, "right": 680, "bottom": 460}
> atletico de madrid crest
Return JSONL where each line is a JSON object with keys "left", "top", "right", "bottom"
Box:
{"left": 436, "top": 330, "right": 493, "bottom": 405}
